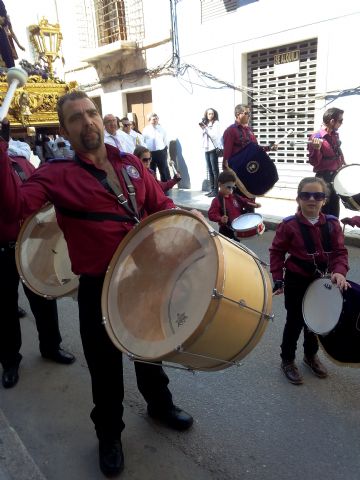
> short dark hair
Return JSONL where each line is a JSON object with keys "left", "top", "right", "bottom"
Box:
{"left": 133, "top": 145, "right": 150, "bottom": 159}
{"left": 323, "top": 107, "right": 344, "bottom": 125}
{"left": 56, "top": 91, "right": 94, "bottom": 127}
{"left": 234, "top": 104, "right": 249, "bottom": 117}
{"left": 218, "top": 171, "right": 236, "bottom": 184}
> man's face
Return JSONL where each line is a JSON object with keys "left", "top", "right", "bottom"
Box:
{"left": 59, "top": 98, "right": 103, "bottom": 153}
{"left": 236, "top": 109, "right": 251, "bottom": 126}
{"left": 150, "top": 115, "right": 158, "bottom": 126}
{"left": 122, "top": 120, "right": 131, "bottom": 133}
{"left": 103, "top": 115, "right": 118, "bottom": 135}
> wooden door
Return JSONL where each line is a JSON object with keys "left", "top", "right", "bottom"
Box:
{"left": 126, "top": 90, "right": 152, "bottom": 132}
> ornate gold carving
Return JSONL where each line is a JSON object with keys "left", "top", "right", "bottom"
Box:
{"left": 0, "top": 74, "right": 77, "bottom": 127}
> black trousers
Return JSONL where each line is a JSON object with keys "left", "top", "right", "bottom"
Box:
{"left": 150, "top": 147, "right": 171, "bottom": 182}
{"left": 205, "top": 149, "right": 219, "bottom": 192}
{"left": 78, "top": 275, "right": 173, "bottom": 441}
{"left": 281, "top": 270, "right": 319, "bottom": 362}
{"left": 315, "top": 171, "right": 340, "bottom": 218}
{"left": 0, "top": 245, "right": 62, "bottom": 369}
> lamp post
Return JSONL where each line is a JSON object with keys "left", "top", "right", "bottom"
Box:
{"left": 28, "top": 17, "right": 63, "bottom": 78}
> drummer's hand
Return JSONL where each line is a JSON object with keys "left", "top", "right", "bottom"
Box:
{"left": 189, "top": 209, "right": 207, "bottom": 222}
{"left": 220, "top": 215, "right": 228, "bottom": 224}
{"left": 331, "top": 272, "right": 350, "bottom": 292}
{"left": 249, "top": 202, "right": 261, "bottom": 208}
{"left": 341, "top": 216, "right": 360, "bottom": 228}
{"left": 311, "top": 138, "right": 323, "bottom": 150}
{"left": 272, "top": 280, "right": 284, "bottom": 296}
{"left": 270, "top": 143, "right": 278, "bottom": 151}
{"left": 0, "top": 118, "right": 10, "bottom": 142}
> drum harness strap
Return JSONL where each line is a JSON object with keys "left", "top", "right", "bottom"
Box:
{"left": 11, "top": 161, "right": 28, "bottom": 183}
{"left": 56, "top": 155, "right": 141, "bottom": 224}
{"left": 290, "top": 218, "right": 332, "bottom": 277}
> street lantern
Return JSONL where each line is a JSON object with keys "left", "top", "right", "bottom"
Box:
{"left": 28, "top": 17, "right": 63, "bottom": 77}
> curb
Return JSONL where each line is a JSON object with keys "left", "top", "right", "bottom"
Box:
{"left": 0, "top": 409, "right": 46, "bottom": 480}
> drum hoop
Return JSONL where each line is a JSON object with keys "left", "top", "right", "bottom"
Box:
{"left": 302, "top": 277, "right": 343, "bottom": 335}
{"left": 101, "top": 209, "right": 225, "bottom": 359}
{"left": 15, "top": 203, "right": 79, "bottom": 298}
{"left": 232, "top": 213, "right": 263, "bottom": 232}
{"left": 333, "top": 164, "right": 360, "bottom": 189}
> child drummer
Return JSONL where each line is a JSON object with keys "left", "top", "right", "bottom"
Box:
{"left": 269, "top": 177, "right": 349, "bottom": 385}
{"left": 208, "top": 171, "right": 260, "bottom": 240}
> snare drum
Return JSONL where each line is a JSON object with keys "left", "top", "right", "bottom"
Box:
{"left": 333, "top": 164, "right": 360, "bottom": 211}
{"left": 101, "top": 210, "right": 273, "bottom": 371}
{"left": 15, "top": 204, "right": 79, "bottom": 298}
{"left": 302, "top": 277, "right": 343, "bottom": 335}
{"left": 231, "top": 213, "right": 265, "bottom": 239}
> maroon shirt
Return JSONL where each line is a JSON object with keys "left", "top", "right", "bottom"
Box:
{"left": 269, "top": 212, "right": 348, "bottom": 281}
{"left": 0, "top": 156, "right": 35, "bottom": 243}
{"left": 149, "top": 168, "right": 180, "bottom": 192}
{"left": 208, "top": 193, "right": 252, "bottom": 226}
{"left": 223, "top": 123, "right": 271, "bottom": 162}
{"left": 0, "top": 141, "right": 175, "bottom": 276}
{"left": 308, "top": 128, "right": 345, "bottom": 173}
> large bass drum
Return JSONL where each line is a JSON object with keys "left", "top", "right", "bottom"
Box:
{"left": 101, "top": 210, "right": 273, "bottom": 371}
{"left": 15, "top": 204, "right": 79, "bottom": 298}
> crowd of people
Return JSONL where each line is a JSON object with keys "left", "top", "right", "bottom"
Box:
{"left": 0, "top": 94, "right": 357, "bottom": 478}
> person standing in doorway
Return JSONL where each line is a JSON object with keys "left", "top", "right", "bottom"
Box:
{"left": 142, "top": 113, "right": 171, "bottom": 181}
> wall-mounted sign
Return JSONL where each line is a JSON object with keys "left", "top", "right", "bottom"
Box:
{"left": 274, "top": 49, "right": 300, "bottom": 77}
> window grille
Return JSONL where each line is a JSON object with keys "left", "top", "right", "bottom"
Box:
{"left": 94, "top": 0, "right": 144, "bottom": 46}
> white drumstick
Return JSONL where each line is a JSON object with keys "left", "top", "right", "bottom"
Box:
{"left": 275, "top": 128, "right": 294, "bottom": 146}
{"left": 0, "top": 67, "right": 28, "bottom": 121}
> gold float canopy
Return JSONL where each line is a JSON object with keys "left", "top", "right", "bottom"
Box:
{"left": 0, "top": 73, "right": 77, "bottom": 129}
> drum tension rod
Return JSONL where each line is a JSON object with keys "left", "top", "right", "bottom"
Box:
{"left": 214, "top": 231, "right": 270, "bottom": 267}
{"left": 212, "top": 289, "right": 274, "bottom": 321}
{"left": 126, "top": 354, "right": 196, "bottom": 374}
{"left": 174, "top": 346, "right": 243, "bottom": 368}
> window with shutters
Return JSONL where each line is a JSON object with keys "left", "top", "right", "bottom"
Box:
{"left": 247, "top": 39, "right": 318, "bottom": 165}
{"left": 94, "top": 0, "right": 145, "bottom": 46}
{"left": 200, "top": 0, "right": 258, "bottom": 23}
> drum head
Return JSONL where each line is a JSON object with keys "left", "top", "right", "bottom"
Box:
{"left": 102, "top": 210, "right": 220, "bottom": 360}
{"left": 333, "top": 165, "right": 360, "bottom": 196}
{"left": 302, "top": 278, "right": 343, "bottom": 335}
{"left": 232, "top": 213, "right": 263, "bottom": 231}
{"left": 16, "top": 205, "right": 79, "bottom": 298}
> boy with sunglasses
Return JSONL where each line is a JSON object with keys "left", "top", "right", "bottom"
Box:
{"left": 270, "top": 177, "right": 349, "bottom": 385}
{"left": 208, "top": 171, "right": 259, "bottom": 240}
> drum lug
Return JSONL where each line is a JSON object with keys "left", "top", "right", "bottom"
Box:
{"left": 101, "top": 317, "right": 107, "bottom": 325}
{"left": 212, "top": 289, "right": 274, "bottom": 321}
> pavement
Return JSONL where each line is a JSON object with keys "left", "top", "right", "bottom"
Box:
{"left": 0, "top": 187, "right": 360, "bottom": 479}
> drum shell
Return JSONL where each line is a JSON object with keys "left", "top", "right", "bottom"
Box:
{"left": 15, "top": 205, "right": 79, "bottom": 298}
{"left": 231, "top": 214, "right": 265, "bottom": 239}
{"left": 101, "top": 210, "right": 272, "bottom": 371}
{"left": 318, "top": 280, "right": 360, "bottom": 364}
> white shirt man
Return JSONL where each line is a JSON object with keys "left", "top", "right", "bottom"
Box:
{"left": 120, "top": 117, "right": 146, "bottom": 150}
{"left": 142, "top": 114, "right": 167, "bottom": 152}
{"left": 103, "top": 114, "right": 134, "bottom": 154}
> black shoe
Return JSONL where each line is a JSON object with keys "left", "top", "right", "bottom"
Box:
{"left": 41, "top": 348, "right": 76, "bottom": 365}
{"left": 281, "top": 360, "right": 303, "bottom": 385}
{"left": 147, "top": 405, "right": 194, "bottom": 431}
{"left": 2, "top": 365, "right": 20, "bottom": 388}
{"left": 207, "top": 191, "right": 217, "bottom": 198}
{"left": 18, "top": 307, "right": 27, "bottom": 318}
{"left": 99, "top": 439, "right": 124, "bottom": 477}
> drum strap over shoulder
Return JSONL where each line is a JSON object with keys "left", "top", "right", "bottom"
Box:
{"left": 75, "top": 154, "right": 140, "bottom": 223}
{"left": 11, "top": 162, "right": 27, "bottom": 183}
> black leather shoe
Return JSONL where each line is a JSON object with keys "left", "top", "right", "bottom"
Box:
{"left": 18, "top": 307, "right": 27, "bottom": 318}
{"left": 41, "top": 348, "right": 76, "bottom": 365}
{"left": 2, "top": 365, "right": 20, "bottom": 389}
{"left": 281, "top": 360, "right": 303, "bottom": 385}
{"left": 147, "top": 405, "right": 194, "bottom": 431}
{"left": 99, "top": 439, "right": 124, "bottom": 477}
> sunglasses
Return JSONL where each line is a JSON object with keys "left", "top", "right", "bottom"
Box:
{"left": 299, "top": 192, "right": 326, "bottom": 201}
{"left": 241, "top": 112, "right": 250, "bottom": 116}
{"left": 142, "top": 157, "right": 152, "bottom": 161}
